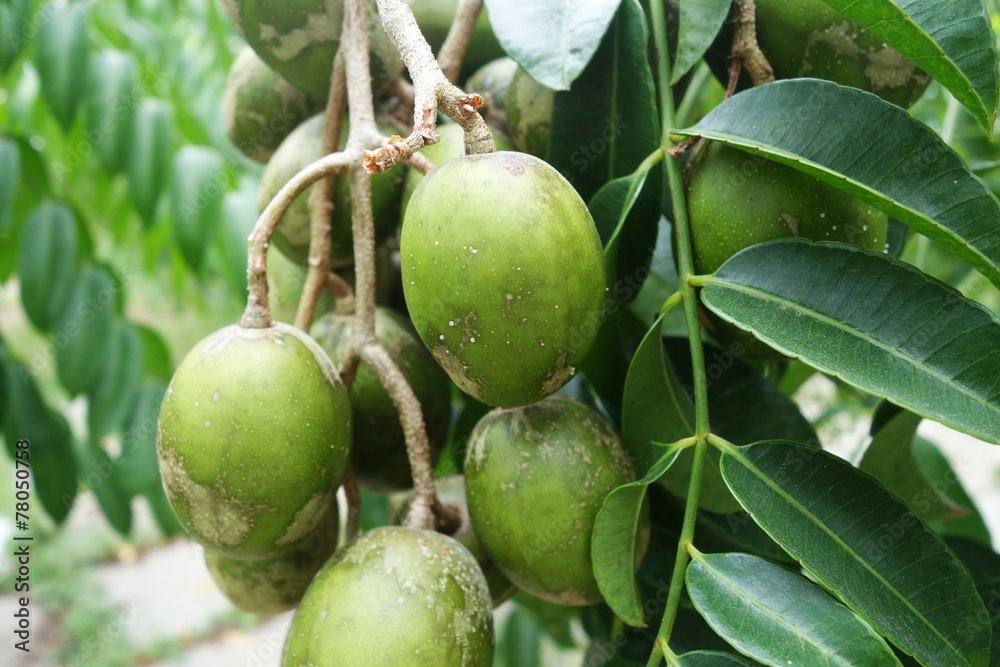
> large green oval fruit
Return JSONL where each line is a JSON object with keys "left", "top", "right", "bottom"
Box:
{"left": 310, "top": 308, "right": 451, "bottom": 492}
{"left": 755, "top": 0, "right": 930, "bottom": 107}
{"left": 506, "top": 68, "right": 554, "bottom": 159}
{"left": 389, "top": 475, "right": 517, "bottom": 606}
{"left": 259, "top": 113, "right": 405, "bottom": 266}
{"left": 220, "top": 0, "right": 403, "bottom": 100}
{"left": 401, "top": 151, "right": 605, "bottom": 408}
{"left": 223, "top": 47, "right": 324, "bottom": 164}
{"left": 205, "top": 499, "right": 339, "bottom": 615}
{"left": 157, "top": 322, "right": 351, "bottom": 560}
{"left": 686, "top": 140, "right": 888, "bottom": 358}
{"left": 282, "top": 526, "right": 494, "bottom": 666}
{"left": 464, "top": 395, "right": 644, "bottom": 605}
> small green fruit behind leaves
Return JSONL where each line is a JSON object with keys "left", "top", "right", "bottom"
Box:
{"left": 465, "top": 57, "right": 518, "bottom": 126}
{"left": 84, "top": 49, "right": 138, "bottom": 174}
{"left": 156, "top": 322, "right": 351, "bottom": 560}
{"left": 0, "top": 137, "right": 20, "bottom": 230}
{"left": 282, "top": 526, "right": 494, "bottom": 666}
{"left": 220, "top": 0, "right": 403, "bottom": 100}
{"left": 222, "top": 47, "right": 324, "bottom": 164}
{"left": 310, "top": 307, "right": 451, "bottom": 492}
{"left": 205, "top": 500, "right": 338, "bottom": 615}
{"left": 18, "top": 201, "right": 80, "bottom": 331}
{"left": 506, "top": 67, "right": 553, "bottom": 159}
{"left": 464, "top": 395, "right": 641, "bottom": 605}
{"left": 401, "top": 151, "right": 605, "bottom": 407}
{"left": 0, "top": 0, "right": 32, "bottom": 72}
{"left": 34, "top": 0, "right": 89, "bottom": 131}
{"left": 258, "top": 113, "right": 405, "bottom": 265}
{"left": 169, "top": 145, "right": 225, "bottom": 273}
{"left": 54, "top": 266, "right": 117, "bottom": 397}
{"left": 87, "top": 323, "right": 142, "bottom": 440}
{"left": 127, "top": 99, "right": 173, "bottom": 227}
{"left": 389, "top": 475, "right": 517, "bottom": 606}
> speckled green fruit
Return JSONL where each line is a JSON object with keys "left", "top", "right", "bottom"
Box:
{"left": 465, "top": 57, "right": 518, "bottom": 126}
{"left": 506, "top": 68, "right": 554, "bottom": 159}
{"left": 156, "top": 322, "right": 352, "bottom": 560}
{"left": 755, "top": 0, "right": 930, "bottom": 107}
{"left": 220, "top": 0, "right": 403, "bottom": 100}
{"left": 282, "top": 526, "right": 494, "bottom": 666}
{"left": 401, "top": 151, "right": 605, "bottom": 408}
{"left": 205, "top": 499, "right": 339, "bottom": 615}
{"left": 390, "top": 476, "right": 517, "bottom": 606}
{"left": 309, "top": 308, "right": 451, "bottom": 492}
{"left": 222, "top": 47, "right": 323, "bottom": 164}
{"left": 400, "top": 123, "right": 512, "bottom": 213}
{"left": 259, "top": 113, "right": 406, "bottom": 266}
{"left": 464, "top": 396, "right": 641, "bottom": 605}
{"left": 686, "top": 141, "right": 888, "bottom": 359}
{"left": 409, "top": 0, "right": 505, "bottom": 75}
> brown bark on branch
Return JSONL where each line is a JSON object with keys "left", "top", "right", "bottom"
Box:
{"left": 729, "top": 0, "right": 773, "bottom": 89}
{"left": 437, "top": 0, "right": 483, "bottom": 83}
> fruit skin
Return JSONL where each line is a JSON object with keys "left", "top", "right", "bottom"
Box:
{"left": 685, "top": 140, "right": 888, "bottom": 358}
{"left": 754, "top": 0, "right": 930, "bottom": 108}
{"left": 310, "top": 308, "right": 451, "bottom": 492}
{"left": 401, "top": 151, "right": 606, "bottom": 408}
{"left": 205, "top": 499, "right": 339, "bottom": 615}
{"left": 282, "top": 526, "right": 494, "bottom": 666}
{"left": 389, "top": 475, "right": 517, "bottom": 605}
{"left": 223, "top": 47, "right": 324, "bottom": 164}
{"left": 465, "top": 56, "right": 518, "bottom": 126}
{"left": 464, "top": 395, "right": 643, "bottom": 605}
{"left": 157, "top": 322, "right": 351, "bottom": 560}
{"left": 259, "top": 113, "right": 405, "bottom": 265}
{"left": 220, "top": 0, "right": 403, "bottom": 100}
{"left": 506, "top": 68, "right": 554, "bottom": 159}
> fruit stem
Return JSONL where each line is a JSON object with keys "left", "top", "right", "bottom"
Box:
{"left": 294, "top": 52, "right": 349, "bottom": 331}
{"left": 436, "top": 0, "right": 483, "bottom": 84}
{"left": 729, "top": 0, "right": 774, "bottom": 88}
{"left": 366, "top": 0, "right": 495, "bottom": 174}
{"left": 648, "top": 0, "right": 715, "bottom": 654}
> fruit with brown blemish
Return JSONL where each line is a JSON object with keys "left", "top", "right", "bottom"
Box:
{"left": 204, "top": 499, "right": 339, "bottom": 615}
{"left": 281, "top": 526, "right": 494, "bottom": 666}
{"left": 464, "top": 395, "right": 646, "bottom": 605}
{"left": 401, "top": 151, "right": 605, "bottom": 408}
{"left": 310, "top": 308, "right": 451, "bottom": 492}
{"left": 156, "top": 322, "right": 351, "bottom": 560}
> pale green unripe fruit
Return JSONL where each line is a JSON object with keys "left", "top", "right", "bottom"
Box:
{"left": 506, "top": 67, "right": 554, "bottom": 159}
{"left": 464, "top": 395, "right": 644, "bottom": 605}
{"left": 156, "top": 322, "right": 352, "bottom": 560}
{"left": 401, "top": 151, "right": 606, "bottom": 408}
{"left": 282, "top": 526, "right": 495, "bottom": 666}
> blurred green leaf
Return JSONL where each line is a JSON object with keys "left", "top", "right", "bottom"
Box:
{"left": 87, "top": 323, "right": 142, "bottom": 439}
{"left": 18, "top": 201, "right": 80, "bottom": 331}
{"left": 35, "top": 0, "right": 89, "bottom": 130}
{"left": 117, "top": 379, "right": 165, "bottom": 498}
{"left": 0, "top": 137, "right": 20, "bottom": 231}
{"left": 84, "top": 49, "right": 138, "bottom": 174}
{"left": 670, "top": 0, "right": 730, "bottom": 84}
{"left": 169, "top": 145, "right": 225, "bottom": 272}
{"left": 55, "top": 266, "right": 117, "bottom": 396}
{"left": 127, "top": 99, "right": 174, "bottom": 226}
{"left": 913, "top": 437, "right": 992, "bottom": 545}
{"left": 0, "top": 0, "right": 32, "bottom": 72}
{"left": 81, "top": 442, "right": 132, "bottom": 535}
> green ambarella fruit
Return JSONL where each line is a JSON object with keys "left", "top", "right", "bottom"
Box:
{"left": 282, "top": 526, "right": 494, "bottom": 666}
{"left": 506, "top": 67, "right": 554, "bottom": 159}
{"left": 223, "top": 47, "right": 324, "bottom": 164}
{"left": 389, "top": 475, "right": 517, "bottom": 605}
{"left": 755, "top": 0, "right": 930, "bottom": 108}
{"left": 310, "top": 308, "right": 451, "bottom": 492}
{"left": 205, "top": 499, "right": 339, "bottom": 615}
{"left": 686, "top": 140, "right": 888, "bottom": 359}
{"left": 401, "top": 151, "right": 605, "bottom": 408}
{"left": 157, "top": 322, "right": 351, "bottom": 560}
{"left": 409, "top": 0, "right": 505, "bottom": 75}
{"left": 259, "top": 113, "right": 406, "bottom": 266}
{"left": 464, "top": 395, "right": 644, "bottom": 605}
{"left": 220, "top": 0, "right": 403, "bottom": 100}
{"left": 465, "top": 56, "right": 518, "bottom": 126}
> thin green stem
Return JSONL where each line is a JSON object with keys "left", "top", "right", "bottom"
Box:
{"left": 659, "top": 290, "right": 682, "bottom": 315}
{"left": 644, "top": 643, "right": 664, "bottom": 667}
{"left": 674, "top": 61, "right": 712, "bottom": 130}
{"left": 647, "top": 0, "right": 714, "bottom": 654}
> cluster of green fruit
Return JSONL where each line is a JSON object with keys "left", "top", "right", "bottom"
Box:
{"left": 155, "top": 0, "right": 931, "bottom": 663}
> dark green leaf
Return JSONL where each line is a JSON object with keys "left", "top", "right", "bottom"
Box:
{"left": 84, "top": 49, "right": 138, "bottom": 174}
{"left": 0, "top": 0, "right": 32, "bottom": 72}
{"left": 914, "top": 437, "right": 992, "bottom": 545}
{"left": 18, "top": 202, "right": 80, "bottom": 331}
{"left": 943, "top": 536, "right": 1000, "bottom": 664}
{"left": 720, "top": 440, "right": 991, "bottom": 666}
{"left": 580, "top": 311, "right": 629, "bottom": 423}
{"left": 218, "top": 189, "right": 258, "bottom": 295}
{"left": 498, "top": 607, "right": 541, "bottom": 667}
{"left": 670, "top": 0, "right": 730, "bottom": 84}
{"left": 127, "top": 99, "right": 173, "bottom": 226}
{"left": 81, "top": 443, "right": 132, "bottom": 535}
{"left": 117, "top": 379, "right": 165, "bottom": 498}
{"left": 56, "top": 266, "right": 117, "bottom": 396}
{"left": 144, "top": 483, "right": 182, "bottom": 536}
{"left": 483, "top": 0, "right": 621, "bottom": 90}
{"left": 170, "top": 145, "right": 224, "bottom": 272}
{"left": 33, "top": 409, "right": 78, "bottom": 524}
{"left": 35, "top": 0, "right": 89, "bottom": 130}
{"left": 676, "top": 80, "right": 1000, "bottom": 290}
{"left": 134, "top": 324, "right": 173, "bottom": 381}
{"left": 593, "top": 443, "right": 679, "bottom": 626}
{"left": 676, "top": 651, "right": 753, "bottom": 666}
{"left": 694, "top": 509, "right": 796, "bottom": 567}
{"left": 87, "top": 323, "right": 142, "bottom": 439}
{"left": 818, "top": 0, "right": 999, "bottom": 136}
{"left": 0, "top": 137, "right": 20, "bottom": 230}
{"left": 700, "top": 240, "right": 1000, "bottom": 445}
{"left": 687, "top": 552, "right": 901, "bottom": 666}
